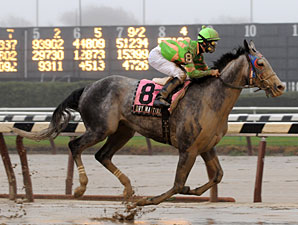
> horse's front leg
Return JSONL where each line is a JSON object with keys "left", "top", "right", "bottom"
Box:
{"left": 137, "top": 150, "right": 196, "bottom": 206}
{"left": 185, "top": 147, "right": 223, "bottom": 196}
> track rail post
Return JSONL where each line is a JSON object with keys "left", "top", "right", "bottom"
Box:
{"left": 65, "top": 137, "right": 74, "bottom": 195}
{"left": 209, "top": 184, "right": 218, "bottom": 202}
{"left": 16, "top": 135, "right": 34, "bottom": 202}
{"left": 0, "top": 133, "right": 17, "bottom": 200}
{"left": 205, "top": 164, "right": 218, "bottom": 202}
{"left": 49, "top": 137, "right": 57, "bottom": 155}
{"left": 254, "top": 136, "right": 266, "bottom": 203}
{"left": 246, "top": 137, "right": 253, "bottom": 156}
{"left": 145, "top": 138, "right": 152, "bottom": 155}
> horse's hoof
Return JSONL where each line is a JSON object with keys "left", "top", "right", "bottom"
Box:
{"left": 126, "top": 202, "right": 137, "bottom": 210}
{"left": 180, "top": 186, "right": 190, "bottom": 194}
{"left": 74, "top": 186, "right": 86, "bottom": 198}
{"left": 136, "top": 197, "right": 150, "bottom": 206}
{"left": 123, "top": 188, "right": 134, "bottom": 200}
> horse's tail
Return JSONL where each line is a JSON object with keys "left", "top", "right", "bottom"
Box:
{"left": 12, "top": 87, "right": 85, "bottom": 141}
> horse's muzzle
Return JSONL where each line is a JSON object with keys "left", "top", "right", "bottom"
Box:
{"left": 271, "top": 82, "right": 285, "bottom": 97}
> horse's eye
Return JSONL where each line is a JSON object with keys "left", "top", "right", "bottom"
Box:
{"left": 256, "top": 59, "right": 264, "bottom": 67}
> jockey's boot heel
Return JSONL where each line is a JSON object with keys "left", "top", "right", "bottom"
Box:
{"left": 153, "top": 77, "right": 182, "bottom": 108}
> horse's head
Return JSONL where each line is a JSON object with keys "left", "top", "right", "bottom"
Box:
{"left": 244, "top": 40, "right": 285, "bottom": 97}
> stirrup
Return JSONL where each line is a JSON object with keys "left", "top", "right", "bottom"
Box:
{"left": 153, "top": 98, "right": 170, "bottom": 108}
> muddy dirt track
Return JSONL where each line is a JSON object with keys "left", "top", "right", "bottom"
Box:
{"left": 1, "top": 155, "right": 298, "bottom": 224}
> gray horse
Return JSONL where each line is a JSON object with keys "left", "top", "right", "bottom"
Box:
{"left": 13, "top": 40, "right": 284, "bottom": 206}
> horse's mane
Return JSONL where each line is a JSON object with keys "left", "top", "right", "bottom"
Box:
{"left": 212, "top": 46, "right": 246, "bottom": 72}
{"left": 191, "top": 46, "right": 247, "bottom": 84}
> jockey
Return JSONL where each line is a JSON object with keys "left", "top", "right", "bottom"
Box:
{"left": 149, "top": 25, "right": 221, "bottom": 108}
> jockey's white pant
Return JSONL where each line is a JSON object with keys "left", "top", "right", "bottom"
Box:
{"left": 148, "top": 46, "right": 186, "bottom": 82}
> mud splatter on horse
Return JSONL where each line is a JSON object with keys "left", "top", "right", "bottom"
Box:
{"left": 13, "top": 40, "right": 284, "bottom": 206}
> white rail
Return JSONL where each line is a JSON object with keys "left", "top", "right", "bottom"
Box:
{"left": 1, "top": 107, "right": 298, "bottom": 113}
{"left": 1, "top": 108, "right": 298, "bottom": 123}
{"left": 232, "top": 107, "right": 298, "bottom": 113}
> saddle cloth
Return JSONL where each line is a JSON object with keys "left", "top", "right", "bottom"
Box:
{"left": 132, "top": 79, "right": 190, "bottom": 117}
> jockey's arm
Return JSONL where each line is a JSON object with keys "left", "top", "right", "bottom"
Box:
{"left": 184, "top": 63, "right": 213, "bottom": 79}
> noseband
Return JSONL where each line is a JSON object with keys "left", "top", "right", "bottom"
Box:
{"left": 219, "top": 52, "right": 274, "bottom": 94}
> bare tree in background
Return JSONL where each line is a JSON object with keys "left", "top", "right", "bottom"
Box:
{"left": 60, "top": 5, "right": 139, "bottom": 26}
{"left": 0, "top": 16, "right": 32, "bottom": 27}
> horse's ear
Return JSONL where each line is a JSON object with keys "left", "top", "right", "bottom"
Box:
{"left": 244, "top": 39, "right": 257, "bottom": 54}
{"left": 249, "top": 40, "right": 257, "bottom": 52}
{"left": 243, "top": 39, "right": 250, "bottom": 52}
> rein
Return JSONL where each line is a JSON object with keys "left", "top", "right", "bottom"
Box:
{"left": 218, "top": 76, "right": 253, "bottom": 90}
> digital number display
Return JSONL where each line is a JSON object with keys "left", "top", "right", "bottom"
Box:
{"left": 0, "top": 29, "right": 18, "bottom": 72}
{"left": 116, "top": 27, "right": 149, "bottom": 71}
{"left": 32, "top": 28, "right": 64, "bottom": 72}
{"left": 0, "top": 24, "right": 297, "bottom": 90}
{"left": 157, "top": 26, "right": 190, "bottom": 44}
{"left": 73, "top": 27, "right": 106, "bottom": 72}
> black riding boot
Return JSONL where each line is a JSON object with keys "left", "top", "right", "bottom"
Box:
{"left": 153, "top": 77, "right": 182, "bottom": 108}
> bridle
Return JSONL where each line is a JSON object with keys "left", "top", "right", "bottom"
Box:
{"left": 218, "top": 52, "right": 275, "bottom": 96}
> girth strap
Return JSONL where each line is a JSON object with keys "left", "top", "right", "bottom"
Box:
{"left": 161, "top": 108, "right": 171, "bottom": 145}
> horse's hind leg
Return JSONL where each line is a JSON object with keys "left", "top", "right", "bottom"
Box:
{"left": 95, "top": 122, "right": 135, "bottom": 199}
{"left": 184, "top": 147, "right": 223, "bottom": 196}
{"left": 69, "top": 131, "right": 103, "bottom": 198}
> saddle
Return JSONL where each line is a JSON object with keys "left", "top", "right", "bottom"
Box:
{"left": 132, "top": 77, "right": 191, "bottom": 145}
{"left": 132, "top": 78, "right": 191, "bottom": 117}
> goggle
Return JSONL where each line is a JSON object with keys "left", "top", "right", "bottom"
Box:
{"left": 209, "top": 41, "right": 217, "bottom": 47}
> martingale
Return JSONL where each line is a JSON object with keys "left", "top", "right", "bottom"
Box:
{"left": 132, "top": 79, "right": 190, "bottom": 117}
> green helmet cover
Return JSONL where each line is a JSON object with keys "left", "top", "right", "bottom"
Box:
{"left": 198, "top": 25, "right": 220, "bottom": 43}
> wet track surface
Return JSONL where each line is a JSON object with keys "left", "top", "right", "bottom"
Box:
{"left": 1, "top": 155, "right": 298, "bottom": 224}
{"left": 1, "top": 200, "right": 298, "bottom": 224}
